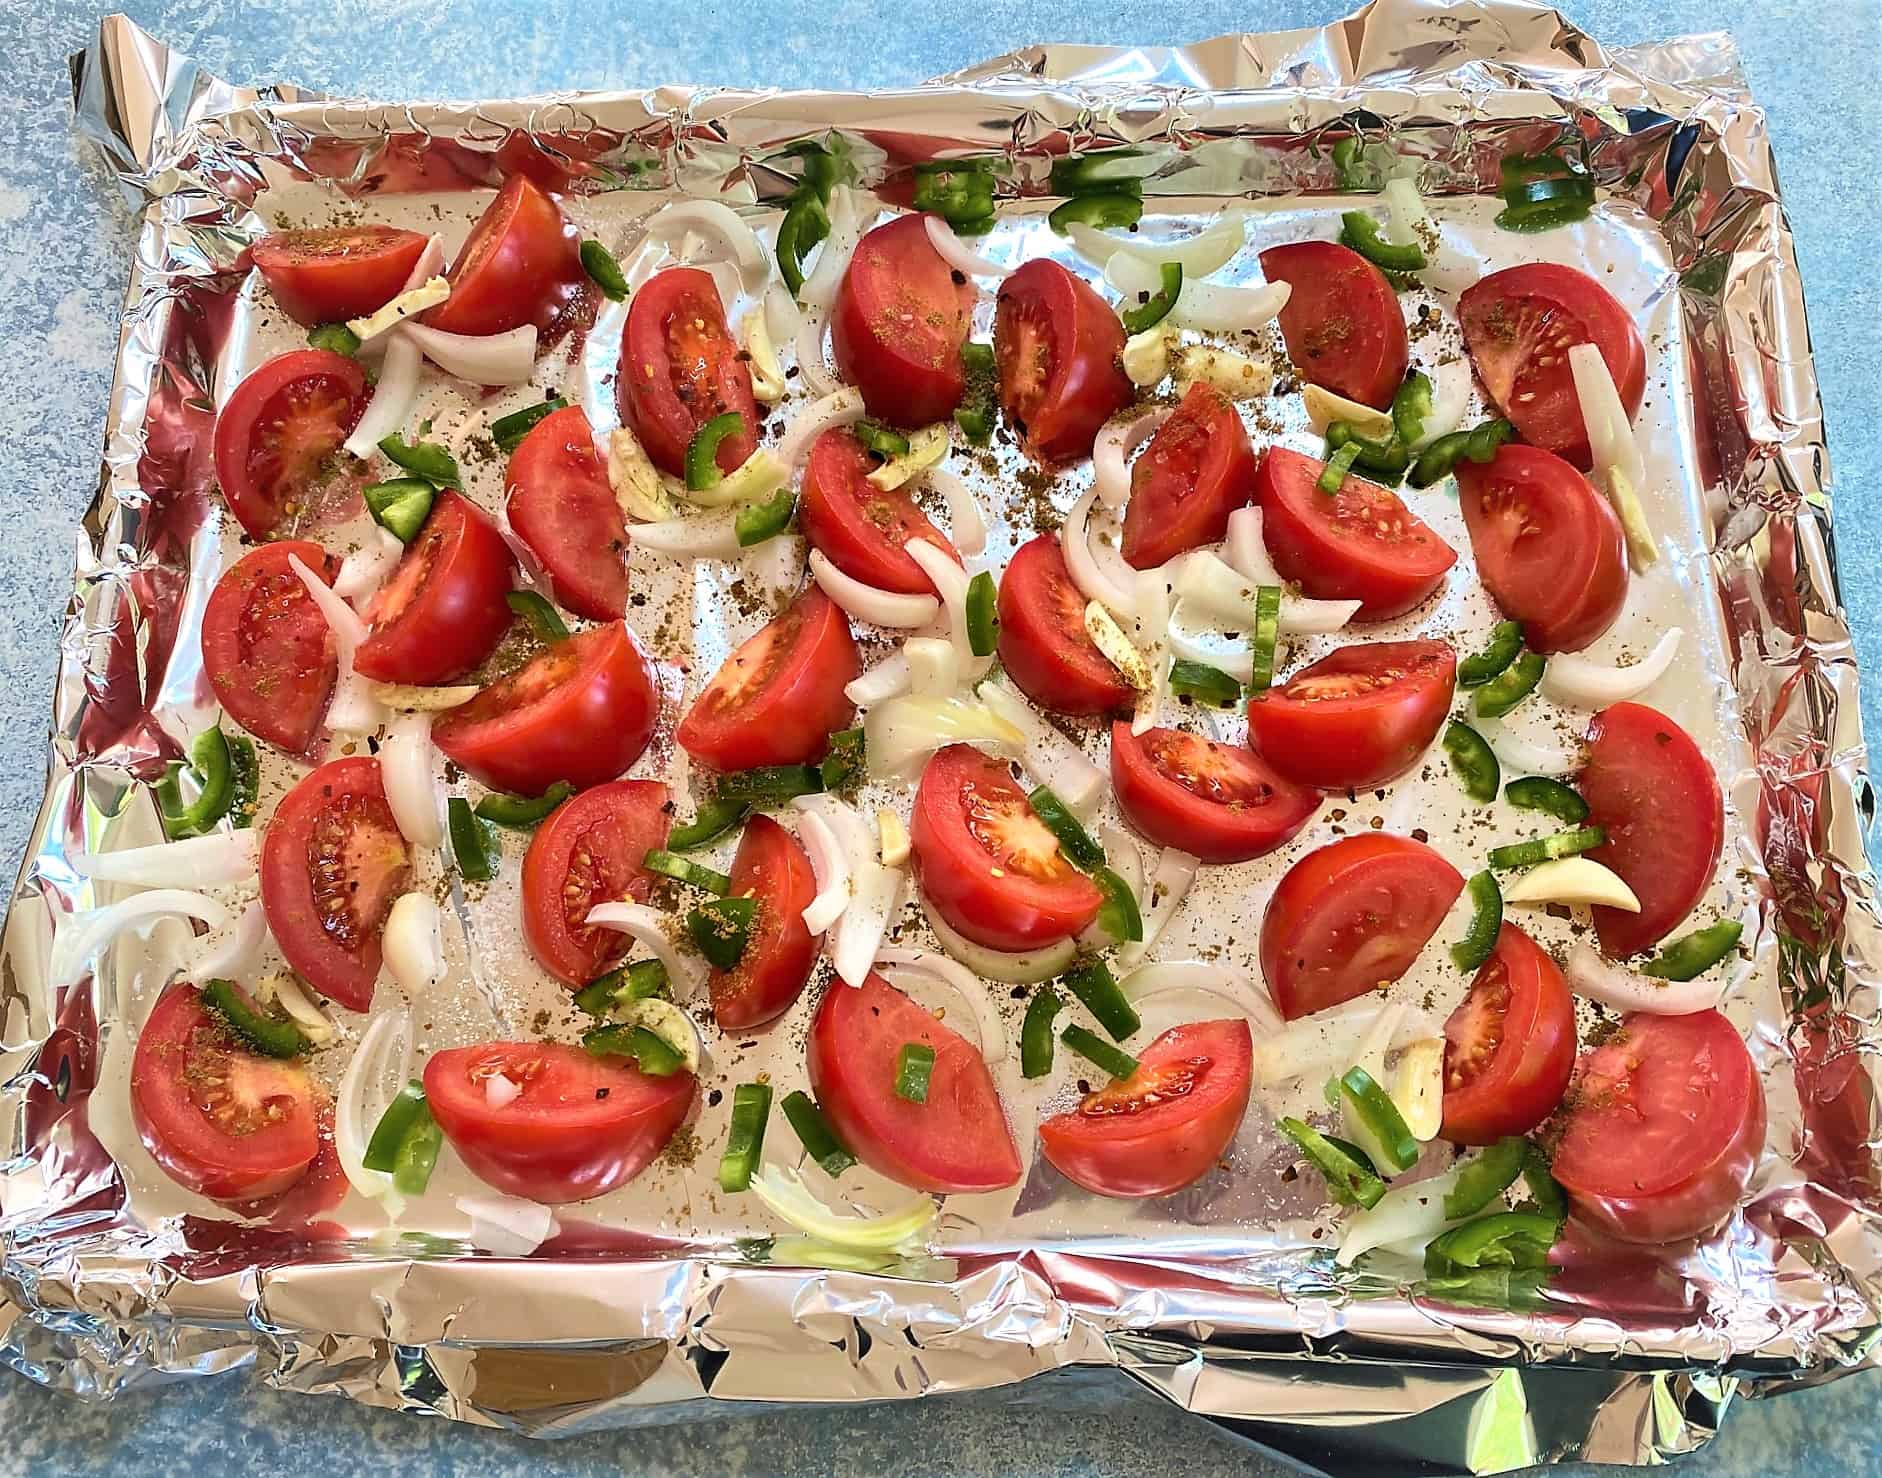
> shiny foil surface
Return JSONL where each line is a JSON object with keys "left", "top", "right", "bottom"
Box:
{"left": 5, "top": 2, "right": 1875, "bottom": 1469}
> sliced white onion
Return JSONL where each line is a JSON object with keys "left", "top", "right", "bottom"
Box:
{"left": 879, "top": 945, "right": 1010, "bottom": 1058}
{"left": 1502, "top": 858, "right": 1639, "bottom": 911}
{"left": 1062, "top": 486, "right": 1138, "bottom": 619}
{"left": 904, "top": 637, "right": 960, "bottom": 700}
{"left": 52, "top": 890, "right": 230, "bottom": 991}
{"left": 778, "top": 385, "right": 867, "bottom": 471}
{"left": 1336, "top": 1163, "right": 1466, "bottom": 1267}
{"left": 585, "top": 902, "right": 702, "bottom": 996}
{"left": 335, "top": 527, "right": 403, "bottom": 610}
{"left": 810, "top": 551, "right": 938, "bottom": 629}
{"left": 401, "top": 323, "right": 537, "bottom": 386}
{"left": 797, "top": 809, "right": 852, "bottom": 935}
{"left": 1167, "top": 618, "right": 1257, "bottom": 682}
{"left": 383, "top": 892, "right": 445, "bottom": 994}
{"left": 256, "top": 974, "right": 334, "bottom": 1044}
{"left": 1383, "top": 178, "right": 1432, "bottom": 250}
{"left": 1107, "top": 254, "right": 1288, "bottom": 333}
{"left": 1120, "top": 961, "right": 1284, "bottom": 1035}
{"left": 862, "top": 693, "right": 1021, "bottom": 782}
{"left": 1393, "top": 1037, "right": 1445, "bottom": 1141}
{"left": 794, "top": 794, "right": 900, "bottom": 987}
{"left": 379, "top": 712, "right": 442, "bottom": 850}
{"left": 625, "top": 508, "right": 744, "bottom": 559}
{"left": 1093, "top": 408, "right": 1172, "bottom": 512}
{"left": 457, "top": 1193, "right": 558, "bottom": 1256}
{"left": 800, "top": 186, "right": 867, "bottom": 313}
{"left": 792, "top": 313, "right": 840, "bottom": 397}
{"left": 72, "top": 828, "right": 258, "bottom": 889}
{"left": 1101, "top": 823, "right": 1144, "bottom": 900}
{"left": 1540, "top": 628, "right": 1682, "bottom": 709}
{"left": 1569, "top": 341, "right": 1656, "bottom": 570}
{"left": 671, "top": 448, "right": 788, "bottom": 510}
{"left": 742, "top": 305, "right": 787, "bottom": 403}
{"left": 647, "top": 200, "right": 770, "bottom": 293}
{"left": 344, "top": 330, "right": 422, "bottom": 459}
{"left": 975, "top": 678, "right": 1105, "bottom": 815}
{"left": 1130, "top": 567, "right": 1171, "bottom": 738}
{"left": 1415, "top": 355, "right": 1472, "bottom": 450}
{"left": 1565, "top": 942, "right": 1726, "bottom": 1015}
{"left": 763, "top": 280, "right": 802, "bottom": 344}
{"left": 1477, "top": 716, "right": 1583, "bottom": 777}
{"left": 291, "top": 552, "right": 383, "bottom": 737}
{"left": 749, "top": 1166, "right": 934, "bottom": 1252}
{"left": 1117, "top": 848, "right": 1200, "bottom": 969}
{"left": 495, "top": 511, "right": 556, "bottom": 596}
{"left": 289, "top": 552, "right": 368, "bottom": 649}
{"left": 922, "top": 215, "right": 1010, "bottom": 278}
{"left": 1173, "top": 552, "right": 1268, "bottom": 628}
{"left": 918, "top": 904, "right": 1075, "bottom": 987}
{"left": 1066, "top": 213, "right": 1246, "bottom": 276}
{"left": 906, "top": 540, "right": 990, "bottom": 684}
{"left": 1252, "top": 997, "right": 1436, "bottom": 1087}
{"left": 929, "top": 468, "right": 987, "bottom": 555}
{"left": 335, "top": 1007, "right": 411, "bottom": 1212}
{"left": 185, "top": 899, "right": 268, "bottom": 981}
{"left": 1224, "top": 505, "right": 1281, "bottom": 585}
{"left": 845, "top": 652, "right": 911, "bottom": 708}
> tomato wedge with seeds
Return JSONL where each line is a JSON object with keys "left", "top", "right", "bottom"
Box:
{"left": 996, "top": 534, "right": 1133, "bottom": 716}
{"left": 1039, "top": 1019, "right": 1253, "bottom": 1199}
{"left": 708, "top": 815, "right": 821, "bottom": 1030}
{"left": 212, "top": 349, "right": 368, "bottom": 539}
{"left": 1457, "top": 443, "right": 1627, "bottom": 654}
{"left": 353, "top": 489, "right": 516, "bottom": 685}
{"left": 618, "top": 266, "right": 758, "bottom": 480}
{"left": 1121, "top": 383, "right": 1259, "bottom": 569}
{"left": 131, "top": 983, "right": 321, "bottom": 1202}
{"left": 1260, "top": 834, "right": 1464, "bottom": 1020}
{"left": 1110, "top": 722, "right": 1320, "bottom": 865}
{"left": 1459, "top": 263, "right": 1645, "bottom": 470}
{"left": 433, "top": 623, "right": 659, "bottom": 795}
{"left": 425, "top": 1041, "right": 696, "bottom": 1204}
{"left": 832, "top": 213, "right": 976, "bottom": 428}
{"left": 1439, "top": 924, "right": 1575, "bottom": 1146}
{"left": 911, "top": 743, "right": 1102, "bottom": 952}
{"left": 994, "top": 258, "right": 1132, "bottom": 464}
{"left": 799, "top": 427, "right": 961, "bottom": 596}
{"left": 1552, "top": 1008, "right": 1764, "bottom": 1244}
{"left": 236, "top": 1099, "right": 349, "bottom": 1229}
{"left": 202, "top": 540, "right": 337, "bottom": 753}
{"left": 1246, "top": 639, "right": 1456, "bottom": 790}
{"left": 521, "top": 779, "right": 670, "bottom": 987}
{"left": 1577, "top": 702, "right": 1723, "bottom": 958}
{"left": 1256, "top": 446, "right": 1457, "bottom": 621}
{"left": 260, "top": 757, "right": 411, "bottom": 1012}
{"left": 808, "top": 970, "right": 1021, "bottom": 1194}
{"left": 423, "top": 173, "right": 587, "bottom": 340}
{"left": 1259, "top": 240, "right": 1409, "bottom": 410}
{"left": 252, "top": 226, "right": 431, "bottom": 327}
{"left": 505, "top": 405, "right": 630, "bottom": 621}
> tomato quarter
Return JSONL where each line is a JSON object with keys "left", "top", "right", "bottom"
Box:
{"left": 521, "top": 779, "right": 670, "bottom": 987}
{"left": 832, "top": 213, "right": 976, "bottom": 427}
{"left": 353, "top": 489, "right": 516, "bottom": 685}
{"left": 1110, "top": 722, "right": 1320, "bottom": 865}
{"left": 212, "top": 349, "right": 368, "bottom": 539}
{"left": 708, "top": 815, "right": 820, "bottom": 1030}
{"left": 994, "top": 259, "right": 1132, "bottom": 463}
{"left": 251, "top": 226, "right": 431, "bottom": 326}
{"left": 996, "top": 534, "right": 1133, "bottom": 716}
{"left": 423, "top": 173, "right": 587, "bottom": 340}
{"left": 505, "top": 405, "right": 630, "bottom": 621}
{"left": 799, "top": 427, "right": 961, "bottom": 595}
{"left": 1246, "top": 639, "right": 1455, "bottom": 790}
{"left": 1439, "top": 924, "right": 1575, "bottom": 1145}
{"left": 1121, "top": 383, "right": 1259, "bottom": 568}
{"left": 618, "top": 266, "right": 758, "bottom": 480}
{"left": 202, "top": 540, "right": 337, "bottom": 754}
{"left": 1259, "top": 240, "right": 1409, "bottom": 409}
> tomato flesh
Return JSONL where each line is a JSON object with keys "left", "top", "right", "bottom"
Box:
{"left": 799, "top": 427, "right": 962, "bottom": 596}
{"left": 521, "top": 779, "right": 670, "bottom": 987}
{"left": 354, "top": 489, "right": 517, "bottom": 685}
{"left": 709, "top": 815, "right": 821, "bottom": 1029}
{"left": 996, "top": 534, "right": 1133, "bottom": 716}
{"left": 1110, "top": 722, "right": 1320, "bottom": 865}
{"left": 994, "top": 259, "right": 1132, "bottom": 463}
{"left": 1439, "top": 924, "right": 1575, "bottom": 1145}
{"left": 251, "top": 226, "right": 430, "bottom": 326}
{"left": 832, "top": 213, "right": 976, "bottom": 427}
{"left": 211, "top": 349, "right": 368, "bottom": 538}
{"left": 505, "top": 405, "right": 630, "bottom": 621}
{"left": 618, "top": 266, "right": 758, "bottom": 479}
{"left": 424, "top": 173, "right": 588, "bottom": 340}
{"left": 1246, "top": 639, "right": 1455, "bottom": 790}
{"left": 1121, "top": 384, "right": 1259, "bottom": 569}
{"left": 1259, "top": 240, "right": 1409, "bottom": 409}
{"left": 202, "top": 540, "right": 337, "bottom": 754}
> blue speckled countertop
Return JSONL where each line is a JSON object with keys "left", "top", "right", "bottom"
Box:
{"left": 1, "top": 0, "right": 1878, "bottom": 1472}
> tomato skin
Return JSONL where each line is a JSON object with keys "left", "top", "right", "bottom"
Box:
{"left": 202, "top": 540, "right": 337, "bottom": 753}
{"left": 423, "top": 173, "right": 585, "bottom": 339}
{"left": 425, "top": 1041, "right": 695, "bottom": 1204}
{"left": 799, "top": 427, "right": 962, "bottom": 595}
{"left": 808, "top": 971, "right": 1021, "bottom": 1193}
{"left": 994, "top": 259, "right": 1132, "bottom": 463}
{"left": 1259, "top": 241, "right": 1409, "bottom": 409}
{"left": 238, "top": 1100, "right": 350, "bottom": 1229}
{"left": 1457, "top": 443, "right": 1627, "bottom": 654}
{"left": 1438, "top": 924, "right": 1575, "bottom": 1145}
{"left": 708, "top": 815, "right": 821, "bottom": 1029}
{"left": 1038, "top": 1019, "right": 1253, "bottom": 1198}
{"left": 1121, "top": 384, "right": 1259, "bottom": 568}
{"left": 1577, "top": 702, "right": 1724, "bottom": 957}
{"left": 996, "top": 534, "right": 1133, "bottom": 716}
{"left": 130, "top": 984, "right": 321, "bottom": 1202}
{"left": 1459, "top": 263, "right": 1645, "bottom": 469}
{"left": 261, "top": 757, "right": 411, "bottom": 1012}
{"left": 1261, "top": 834, "right": 1465, "bottom": 1019}
{"left": 618, "top": 266, "right": 758, "bottom": 479}
{"left": 911, "top": 744, "right": 1103, "bottom": 951}
{"left": 521, "top": 780, "right": 670, "bottom": 986}
{"left": 353, "top": 490, "right": 517, "bottom": 685}
{"left": 505, "top": 405, "right": 630, "bottom": 621}
{"left": 1245, "top": 640, "right": 1455, "bottom": 790}
{"left": 675, "top": 588, "right": 858, "bottom": 771}
{"left": 1552, "top": 1009, "right": 1764, "bottom": 1244}
{"left": 251, "top": 226, "right": 431, "bottom": 327}
{"left": 212, "top": 349, "right": 368, "bottom": 539}
{"left": 1110, "top": 722, "right": 1320, "bottom": 865}
{"left": 433, "top": 623, "right": 659, "bottom": 795}
{"left": 1256, "top": 447, "right": 1457, "bottom": 620}
{"left": 831, "top": 213, "right": 976, "bottom": 428}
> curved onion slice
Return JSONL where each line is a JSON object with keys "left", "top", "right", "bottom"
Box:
{"left": 1066, "top": 213, "right": 1246, "bottom": 276}
{"left": 922, "top": 215, "right": 1010, "bottom": 278}
{"left": 1224, "top": 505, "right": 1280, "bottom": 584}
{"left": 1173, "top": 554, "right": 1362, "bottom": 640}
{"left": 53, "top": 889, "right": 230, "bottom": 991}
{"left": 749, "top": 1165, "right": 935, "bottom": 1251}
{"left": 975, "top": 677, "right": 1105, "bottom": 815}
{"left": 1167, "top": 619, "right": 1257, "bottom": 682}
{"left": 1117, "top": 848, "right": 1200, "bottom": 969}
{"left": 1119, "top": 961, "right": 1284, "bottom": 1034}
{"left": 799, "top": 186, "right": 867, "bottom": 313}
{"left": 793, "top": 313, "right": 840, "bottom": 398}
{"left": 1101, "top": 823, "right": 1144, "bottom": 901}
{"left": 585, "top": 902, "right": 702, "bottom": 996}
{"left": 647, "top": 200, "right": 770, "bottom": 293}
{"left": 793, "top": 794, "right": 901, "bottom": 987}
{"left": 1569, "top": 342, "right": 1656, "bottom": 570}
{"left": 763, "top": 280, "right": 802, "bottom": 344}
{"left": 810, "top": 551, "right": 939, "bottom": 629}
{"left": 862, "top": 692, "right": 1020, "bottom": 783}
{"left": 1251, "top": 996, "right": 1435, "bottom": 1087}
{"left": 457, "top": 1193, "right": 558, "bottom": 1255}
{"left": 1062, "top": 486, "right": 1138, "bottom": 620}
{"left": 879, "top": 945, "right": 1011, "bottom": 1058}
{"left": 1335, "top": 1163, "right": 1467, "bottom": 1267}
{"left": 929, "top": 468, "right": 987, "bottom": 555}
{"left": 1106, "top": 253, "right": 1288, "bottom": 332}
{"left": 1415, "top": 354, "right": 1472, "bottom": 450}
{"left": 72, "top": 828, "right": 258, "bottom": 889}
{"left": 626, "top": 507, "right": 744, "bottom": 559}
{"left": 288, "top": 552, "right": 366, "bottom": 649}
{"left": 335, "top": 527, "right": 403, "bottom": 609}
{"left": 290, "top": 552, "right": 382, "bottom": 736}
{"left": 336, "top": 1007, "right": 412, "bottom": 1212}
{"left": 1393, "top": 1037, "right": 1445, "bottom": 1141}
{"left": 1564, "top": 942, "right": 1727, "bottom": 1015}
{"left": 1093, "top": 407, "right": 1173, "bottom": 512}
{"left": 380, "top": 711, "right": 442, "bottom": 849}
{"left": 1477, "top": 717, "right": 1583, "bottom": 777}
{"left": 906, "top": 540, "right": 991, "bottom": 684}
{"left": 917, "top": 905, "right": 1076, "bottom": 988}
{"left": 401, "top": 323, "right": 537, "bottom": 386}
{"left": 778, "top": 385, "right": 867, "bottom": 470}
{"left": 1540, "top": 628, "right": 1682, "bottom": 709}
{"left": 845, "top": 651, "right": 911, "bottom": 708}
{"left": 256, "top": 973, "right": 334, "bottom": 1044}
{"left": 383, "top": 891, "right": 445, "bottom": 993}
{"left": 797, "top": 809, "right": 853, "bottom": 935}
{"left": 1130, "top": 567, "right": 1172, "bottom": 737}
{"left": 185, "top": 898, "right": 268, "bottom": 982}
{"left": 344, "top": 330, "right": 422, "bottom": 460}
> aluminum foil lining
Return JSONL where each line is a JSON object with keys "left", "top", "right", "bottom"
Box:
{"left": 6, "top": 2, "right": 1875, "bottom": 1469}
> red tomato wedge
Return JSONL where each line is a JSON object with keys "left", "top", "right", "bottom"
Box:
{"left": 425, "top": 1041, "right": 695, "bottom": 1203}
{"left": 832, "top": 213, "right": 976, "bottom": 428}
{"left": 1457, "top": 443, "right": 1627, "bottom": 654}
{"left": 1459, "top": 263, "right": 1645, "bottom": 469}
{"left": 423, "top": 173, "right": 586, "bottom": 339}
{"left": 799, "top": 427, "right": 962, "bottom": 595}
{"left": 1246, "top": 639, "right": 1455, "bottom": 790}
{"left": 202, "top": 540, "right": 337, "bottom": 754}
{"left": 994, "top": 259, "right": 1132, "bottom": 463}
{"left": 1552, "top": 1008, "right": 1763, "bottom": 1244}
{"left": 1256, "top": 446, "right": 1457, "bottom": 620}
{"left": 808, "top": 971, "right": 1021, "bottom": 1194}
{"left": 675, "top": 588, "right": 858, "bottom": 771}
{"left": 617, "top": 266, "right": 758, "bottom": 479}
{"left": 521, "top": 779, "right": 670, "bottom": 987}
{"left": 996, "top": 534, "right": 1133, "bottom": 716}
{"left": 1121, "top": 384, "right": 1259, "bottom": 568}
{"left": 1260, "top": 834, "right": 1464, "bottom": 1019}
{"left": 211, "top": 349, "right": 368, "bottom": 539}
{"left": 433, "top": 623, "right": 658, "bottom": 795}
{"left": 1577, "top": 702, "right": 1723, "bottom": 957}
{"left": 251, "top": 226, "right": 431, "bottom": 327}
{"left": 353, "top": 489, "right": 516, "bottom": 685}
{"left": 130, "top": 983, "right": 321, "bottom": 1202}
{"left": 238, "top": 1101, "right": 349, "bottom": 1229}
{"left": 1039, "top": 1019, "right": 1253, "bottom": 1198}
{"left": 911, "top": 744, "right": 1103, "bottom": 952}
{"left": 1439, "top": 924, "right": 1575, "bottom": 1145}
{"left": 505, "top": 405, "right": 630, "bottom": 621}
{"left": 1110, "top": 722, "right": 1320, "bottom": 865}
{"left": 708, "top": 815, "right": 820, "bottom": 1029}
{"left": 260, "top": 757, "right": 410, "bottom": 1012}
{"left": 1259, "top": 240, "right": 1409, "bottom": 409}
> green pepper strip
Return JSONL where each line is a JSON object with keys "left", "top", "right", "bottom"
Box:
{"left": 1326, "top": 420, "right": 1410, "bottom": 480}
{"left": 717, "top": 764, "right": 825, "bottom": 805}
{"left": 645, "top": 849, "right": 732, "bottom": 894}
{"left": 585, "top": 1023, "right": 686, "bottom": 1076}
{"left": 1339, "top": 1065, "right": 1418, "bottom": 1173}
{"left": 1340, "top": 211, "right": 1427, "bottom": 273}
{"left": 1021, "top": 989, "right": 1064, "bottom": 1079}
{"left": 1248, "top": 585, "right": 1282, "bottom": 693}
{"left": 1443, "top": 1137, "right": 1526, "bottom": 1219}
{"left": 491, "top": 397, "right": 570, "bottom": 455}
{"left": 1060, "top": 1023, "right": 1138, "bottom": 1081}
{"left": 1093, "top": 867, "right": 1144, "bottom": 944}
{"left": 1407, "top": 419, "right": 1513, "bottom": 487}
{"left": 1331, "top": 136, "right": 1373, "bottom": 192}
{"left": 1121, "top": 261, "right": 1183, "bottom": 334}
{"left": 852, "top": 419, "right": 910, "bottom": 459}
{"left": 159, "top": 726, "right": 237, "bottom": 839}
{"left": 1503, "top": 776, "right": 1589, "bottom": 824}
{"left": 1466, "top": 419, "right": 1515, "bottom": 463}
{"left": 667, "top": 796, "right": 752, "bottom": 852}
{"left": 1473, "top": 650, "right": 1544, "bottom": 719}
{"left": 780, "top": 1090, "right": 856, "bottom": 1176}
{"left": 448, "top": 797, "right": 496, "bottom": 882}
{"left": 1279, "top": 1117, "right": 1386, "bottom": 1209}
{"left": 1317, "top": 439, "right": 1364, "bottom": 494}
{"left": 574, "top": 958, "right": 671, "bottom": 1015}
{"left": 1048, "top": 192, "right": 1144, "bottom": 233}
{"left": 684, "top": 411, "right": 747, "bottom": 491}
{"left": 1049, "top": 150, "right": 1147, "bottom": 195}
{"left": 580, "top": 238, "right": 629, "bottom": 300}
{"left": 1458, "top": 620, "right": 1523, "bottom": 688}
{"left": 362, "top": 478, "right": 437, "bottom": 542}
{"left": 893, "top": 1043, "right": 936, "bottom": 1104}
{"left": 1451, "top": 870, "right": 1503, "bottom": 973}
{"left": 364, "top": 1081, "right": 428, "bottom": 1172}
{"left": 1444, "top": 721, "right": 1500, "bottom": 805}
{"left": 506, "top": 589, "right": 570, "bottom": 642}
{"left": 474, "top": 781, "right": 574, "bottom": 830}
{"left": 965, "top": 571, "right": 999, "bottom": 657}
{"left": 1495, "top": 175, "right": 1595, "bottom": 233}
{"left": 955, "top": 341, "right": 998, "bottom": 445}
{"left": 736, "top": 487, "right": 796, "bottom": 547}
{"left": 912, "top": 162, "right": 996, "bottom": 232}
{"left": 392, "top": 1102, "right": 444, "bottom": 1195}
{"left": 687, "top": 896, "right": 756, "bottom": 968}
{"left": 1392, "top": 371, "right": 1434, "bottom": 448}
{"left": 1420, "top": 1268, "right": 1553, "bottom": 1313}
{"left": 1169, "top": 659, "right": 1242, "bottom": 708}
{"left": 1425, "top": 1210, "right": 1560, "bottom": 1277}
{"left": 1520, "top": 1141, "right": 1568, "bottom": 1221}
{"left": 228, "top": 735, "right": 260, "bottom": 828}
{"left": 307, "top": 322, "right": 361, "bottom": 356}
{"left": 818, "top": 729, "right": 865, "bottom": 792}
{"left": 1640, "top": 920, "right": 1743, "bottom": 981}
{"left": 1028, "top": 785, "right": 1105, "bottom": 872}
{"left": 202, "top": 979, "right": 309, "bottom": 1059}
{"left": 776, "top": 193, "right": 831, "bottom": 297}
{"left": 377, "top": 433, "right": 460, "bottom": 489}
{"left": 718, "top": 1082, "right": 773, "bottom": 1192}
{"left": 1061, "top": 960, "right": 1141, "bottom": 1042}
{"left": 1487, "top": 826, "right": 1606, "bottom": 870}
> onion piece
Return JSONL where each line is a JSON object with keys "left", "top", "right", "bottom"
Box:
{"left": 384, "top": 892, "right": 446, "bottom": 993}
{"left": 1540, "top": 628, "right": 1682, "bottom": 709}
{"left": 625, "top": 508, "right": 744, "bottom": 559}
{"left": 1101, "top": 823, "right": 1144, "bottom": 900}
{"left": 484, "top": 1072, "right": 521, "bottom": 1109}
{"left": 646, "top": 200, "right": 770, "bottom": 293}
{"left": 930, "top": 468, "right": 987, "bottom": 555}
{"left": 671, "top": 448, "right": 787, "bottom": 510}
{"left": 1093, "top": 408, "right": 1172, "bottom": 512}
{"left": 1167, "top": 620, "right": 1257, "bottom": 683}
{"left": 334, "top": 527, "right": 403, "bottom": 610}
{"left": 763, "top": 280, "right": 802, "bottom": 344}
{"left": 1393, "top": 1037, "right": 1445, "bottom": 1141}
{"left": 778, "top": 385, "right": 867, "bottom": 470}
{"left": 1502, "top": 858, "right": 1639, "bottom": 911}
{"left": 879, "top": 945, "right": 1011, "bottom": 1058}
{"left": 1252, "top": 997, "right": 1435, "bottom": 1087}
{"left": 922, "top": 215, "right": 1010, "bottom": 278}
{"left": 606, "top": 424, "right": 679, "bottom": 524}
{"left": 290, "top": 552, "right": 382, "bottom": 737}
{"left": 1065, "top": 213, "right": 1246, "bottom": 276}
{"left": 343, "top": 330, "right": 422, "bottom": 459}
{"left": 749, "top": 1166, "right": 935, "bottom": 1251}
{"left": 1568, "top": 341, "right": 1656, "bottom": 569}
{"left": 1106, "top": 253, "right": 1288, "bottom": 333}
{"left": 1564, "top": 942, "right": 1727, "bottom": 1015}
{"left": 401, "top": 323, "right": 538, "bottom": 387}
{"left": 186, "top": 899, "right": 268, "bottom": 981}
{"left": 918, "top": 905, "right": 1075, "bottom": 988}
{"left": 1119, "top": 961, "right": 1284, "bottom": 1034}
{"left": 1062, "top": 486, "right": 1138, "bottom": 619}
{"left": 797, "top": 809, "right": 853, "bottom": 935}
{"left": 906, "top": 541, "right": 991, "bottom": 684}
{"left": 369, "top": 682, "right": 479, "bottom": 712}
{"left": 72, "top": 829, "right": 258, "bottom": 889}
{"left": 1117, "top": 848, "right": 1200, "bottom": 969}
{"left": 903, "top": 637, "right": 959, "bottom": 700}
{"left": 742, "top": 306, "right": 787, "bottom": 403}
{"left": 792, "top": 314, "right": 840, "bottom": 398}
{"left": 1302, "top": 383, "right": 1394, "bottom": 440}
{"left": 457, "top": 1193, "right": 558, "bottom": 1255}
{"left": 1224, "top": 505, "right": 1281, "bottom": 585}
{"left": 975, "top": 678, "right": 1106, "bottom": 815}
{"left": 347, "top": 277, "right": 449, "bottom": 342}
{"left": 1336, "top": 1163, "right": 1466, "bottom": 1267}
{"left": 1130, "top": 568, "right": 1172, "bottom": 737}
{"left": 1477, "top": 717, "right": 1583, "bottom": 777}
{"left": 289, "top": 552, "right": 368, "bottom": 649}
{"left": 794, "top": 795, "right": 901, "bottom": 987}
{"left": 862, "top": 692, "right": 1021, "bottom": 782}
{"left": 584, "top": 902, "right": 703, "bottom": 996}
{"left": 798, "top": 186, "right": 866, "bottom": 312}
{"left": 336, "top": 1007, "right": 411, "bottom": 1212}
{"left": 845, "top": 652, "right": 911, "bottom": 708}
{"left": 810, "top": 551, "right": 938, "bottom": 629}
{"left": 867, "top": 423, "right": 949, "bottom": 492}
{"left": 1415, "top": 354, "right": 1471, "bottom": 449}
{"left": 52, "top": 890, "right": 230, "bottom": 990}
{"left": 380, "top": 712, "right": 442, "bottom": 849}
{"left": 1172, "top": 553, "right": 1361, "bottom": 638}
